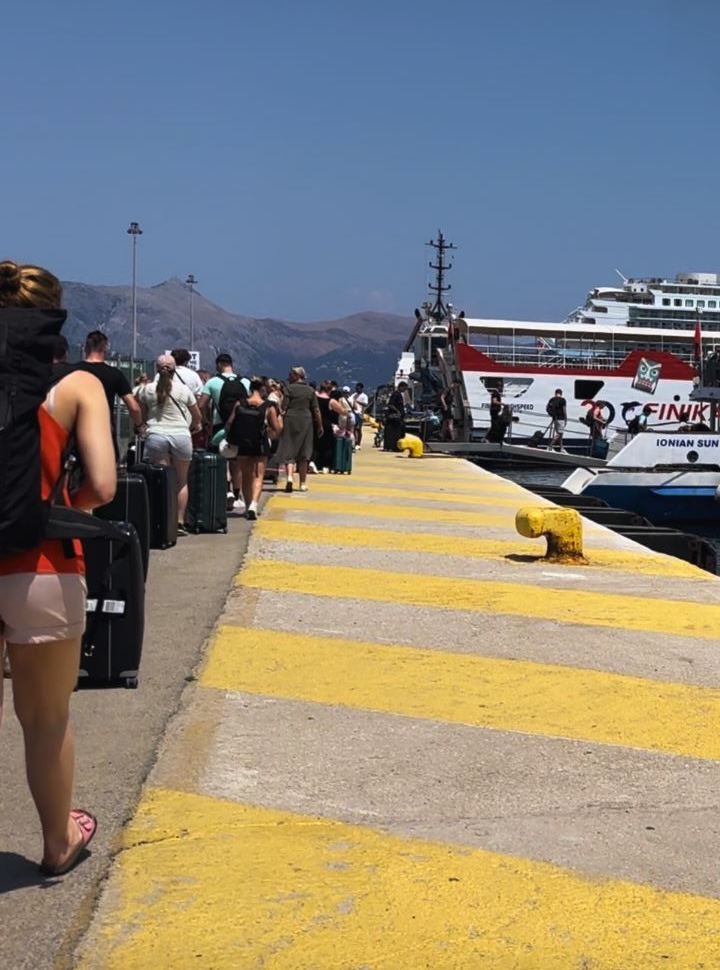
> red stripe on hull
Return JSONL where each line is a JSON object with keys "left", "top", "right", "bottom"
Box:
{"left": 455, "top": 343, "right": 696, "bottom": 380}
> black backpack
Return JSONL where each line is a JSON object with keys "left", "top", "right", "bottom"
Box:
{"left": 217, "top": 375, "right": 248, "bottom": 425}
{"left": 0, "top": 307, "right": 127, "bottom": 557}
{"left": 499, "top": 404, "right": 512, "bottom": 427}
{"left": 225, "top": 400, "right": 268, "bottom": 450}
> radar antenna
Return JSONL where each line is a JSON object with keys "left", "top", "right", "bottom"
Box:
{"left": 427, "top": 231, "right": 456, "bottom": 322}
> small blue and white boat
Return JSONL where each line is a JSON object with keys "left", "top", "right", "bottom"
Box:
{"left": 563, "top": 429, "right": 720, "bottom": 525}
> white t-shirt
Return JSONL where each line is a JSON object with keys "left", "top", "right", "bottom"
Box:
{"left": 175, "top": 364, "right": 204, "bottom": 397}
{"left": 138, "top": 376, "right": 196, "bottom": 433}
{"left": 350, "top": 391, "right": 368, "bottom": 414}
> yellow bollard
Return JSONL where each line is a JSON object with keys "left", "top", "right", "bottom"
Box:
{"left": 397, "top": 434, "right": 424, "bottom": 458}
{"left": 515, "top": 506, "right": 586, "bottom": 563}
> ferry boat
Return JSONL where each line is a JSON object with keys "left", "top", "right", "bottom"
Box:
{"left": 562, "top": 427, "right": 720, "bottom": 526}
{"left": 397, "top": 235, "right": 716, "bottom": 452}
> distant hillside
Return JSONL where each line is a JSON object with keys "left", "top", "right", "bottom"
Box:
{"left": 60, "top": 278, "right": 410, "bottom": 388}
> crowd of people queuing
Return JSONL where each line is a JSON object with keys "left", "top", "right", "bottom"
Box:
{"left": 70, "top": 338, "right": 371, "bottom": 524}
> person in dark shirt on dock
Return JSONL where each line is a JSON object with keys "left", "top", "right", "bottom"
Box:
{"left": 73, "top": 331, "right": 144, "bottom": 457}
{"left": 383, "top": 382, "right": 408, "bottom": 452}
{"left": 486, "top": 390, "right": 510, "bottom": 443}
{"left": 546, "top": 388, "right": 567, "bottom": 451}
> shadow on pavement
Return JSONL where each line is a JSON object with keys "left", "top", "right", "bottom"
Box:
{"left": 0, "top": 852, "right": 59, "bottom": 894}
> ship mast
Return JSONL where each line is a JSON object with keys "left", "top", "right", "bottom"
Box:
{"left": 427, "top": 231, "right": 456, "bottom": 322}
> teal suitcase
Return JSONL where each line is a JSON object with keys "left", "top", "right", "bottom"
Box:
{"left": 331, "top": 435, "right": 353, "bottom": 474}
{"left": 185, "top": 451, "right": 228, "bottom": 533}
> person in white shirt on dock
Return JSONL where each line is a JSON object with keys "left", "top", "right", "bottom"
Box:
{"left": 349, "top": 382, "right": 368, "bottom": 450}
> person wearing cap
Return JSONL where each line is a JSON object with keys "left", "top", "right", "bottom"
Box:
{"left": 135, "top": 355, "right": 203, "bottom": 534}
{"left": 337, "top": 385, "right": 354, "bottom": 436}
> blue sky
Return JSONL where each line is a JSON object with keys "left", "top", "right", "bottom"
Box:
{"left": 3, "top": 0, "right": 719, "bottom": 322}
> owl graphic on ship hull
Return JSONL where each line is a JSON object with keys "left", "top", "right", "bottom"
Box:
{"left": 631, "top": 357, "right": 662, "bottom": 395}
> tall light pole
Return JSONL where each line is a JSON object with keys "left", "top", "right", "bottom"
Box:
{"left": 185, "top": 274, "right": 197, "bottom": 351}
{"left": 126, "top": 221, "right": 143, "bottom": 359}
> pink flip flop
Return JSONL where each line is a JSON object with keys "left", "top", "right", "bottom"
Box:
{"left": 39, "top": 809, "right": 97, "bottom": 877}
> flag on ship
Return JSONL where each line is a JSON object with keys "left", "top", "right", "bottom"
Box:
{"left": 693, "top": 317, "right": 703, "bottom": 362}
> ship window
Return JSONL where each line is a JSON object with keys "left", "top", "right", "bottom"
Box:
{"left": 674, "top": 299, "right": 682, "bottom": 306}
{"left": 685, "top": 300, "right": 693, "bottom": 307}
{"left": 662, "top": 299, "right": 670, "bottom": 306}
{"left": 480, "top": 377, "right": 505, "bottom": 394}
{"left": 697, "top": 300, "right": 706, "bottom": 308}
{"left": 710, "top": 301, "right": 717, "bottom": 308}
{"left": 574, "top": 379, "right": 604, "bottom": 399}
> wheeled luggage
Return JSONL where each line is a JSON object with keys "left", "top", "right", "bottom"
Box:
{"left": 591, "top": 438, "right": 609, "bottom": 459}
{"left": 95, "top": 471, "right": 151, "bottom": 578}
{"left": 185, "top": 450, "right": 228, "bottom": 533}
{"left": 130, "top": 462, "right": 178, "bottom": 550}
{"left": 124, "top": 436, "right": 146, "bottom": 467}
{"left": 77, "top": 522, "right": 145, "bottom": 689}
{"left": 331, "top": 434, "right": 353, "bottom": 474}
{"left": 264, "top": 452, "right": 280, "bottom": 484}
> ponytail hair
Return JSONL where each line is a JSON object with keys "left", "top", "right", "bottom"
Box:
{"left": 155, "top": 354, "right": 176, "bottom": 407}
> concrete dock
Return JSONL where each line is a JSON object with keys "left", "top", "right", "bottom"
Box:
{"left": 4, "top": 447, "right": 720, "bottom": 969}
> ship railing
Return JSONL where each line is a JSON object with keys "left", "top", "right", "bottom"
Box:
{"left": 467, "top": 344, "right": 657, "bottom": 370}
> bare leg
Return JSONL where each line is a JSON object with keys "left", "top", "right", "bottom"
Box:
{"left": 237, "top": 456, "right": 255, "bottom": 507}
{"left": 8, "top": 638, "right": 83, "bottom": 867}
{"left": 229, "top": 458, "right": 242, "bottom": 495}
{"left": 252, "top": 458, "right": 267, "bottom": 504}
{"left": 284, "top": 462, "right": 296, "bottom": 486}
{"left": 297, "top": 459, "right": 309, "bottom": 486}
{"left": 173, "top": 458, "right": 191, "bottom": 523}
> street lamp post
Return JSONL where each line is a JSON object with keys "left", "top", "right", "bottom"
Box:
{"left": 126, "top": 221, "right": 143, "bottom": 360}
{"left": 185, "top": 274, "right": 197, "bottom": 351}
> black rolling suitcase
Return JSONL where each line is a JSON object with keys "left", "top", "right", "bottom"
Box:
{"left": 124, "top": 436, "right": 146, "bottom": 467}
{"left": 95, "top": 471, "right": 151, "bottom": 577}
{"left": 186, "top": 450, "right": 228, "bottom": 533}
{"left": 77, "top": 522, "right": 145, "bottom": 689}
{"left": 130, "top": 462, "right": 178, "bottom": 549}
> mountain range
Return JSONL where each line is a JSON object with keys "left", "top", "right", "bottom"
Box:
{"left": 61, "top": 277, "right": 411, "bottom": 389}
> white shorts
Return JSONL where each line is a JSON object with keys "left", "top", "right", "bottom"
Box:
{"left": 0, "top": 573, "right": 87, "bottom": 644}
{"left": 144, "top": 431, "right": 193, "bottom": 463}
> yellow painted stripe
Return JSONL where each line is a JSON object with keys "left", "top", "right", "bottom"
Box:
{"left": 328, "top": 467, "right": 514, "bottom": 488}
{"left": 76, "top": 788, "right": 720, "bottom": 969}
{"left": 238, "top": 560, "right": 716, "bottom": 640}
{"left": 314, "top": 477, "right": 533, "bottom": 500}
{"left": 267, "top": 495, "right": 523, "bottom": 528}
{"left": 310, "top": 480, "right": 547, "bottom": 508}
{"left": 202, "top": 626, "right": 720, "bottom": 760}
{"left": 254, "top": 519, "right": 705, "bottom": 579}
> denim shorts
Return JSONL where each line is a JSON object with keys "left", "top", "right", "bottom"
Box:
{"left": 144, "top": 431, "right": 193, "bottom": 462}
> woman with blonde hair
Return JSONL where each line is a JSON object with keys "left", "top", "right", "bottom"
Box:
{"left": 0, "top": 260, "right": 117, "bottom": 875}
{"left": 136, "top": 354, "right": 203, "bottom": 535}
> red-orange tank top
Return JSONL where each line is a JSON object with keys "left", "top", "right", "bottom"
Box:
{"left": 0, "top": 407, "right": 85, "bottom": 576}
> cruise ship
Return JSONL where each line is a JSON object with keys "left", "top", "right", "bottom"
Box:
{"left": 397, "top": 237, "right": 712, "bottom": 451}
